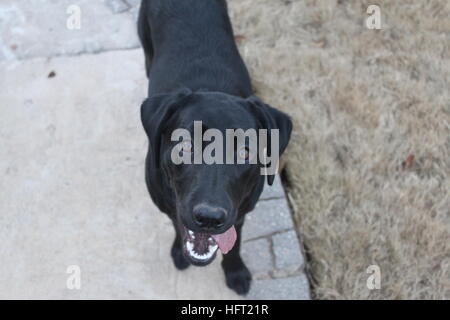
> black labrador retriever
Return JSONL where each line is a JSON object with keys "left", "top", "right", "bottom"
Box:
{"left": 138, "top": 0, "right": 292, "bottom": 295}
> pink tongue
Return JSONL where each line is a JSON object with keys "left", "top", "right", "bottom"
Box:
{"left": 211, "top": 226, "right": 237, "bottom": 255}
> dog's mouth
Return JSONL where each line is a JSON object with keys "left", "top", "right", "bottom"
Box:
{"left": 183, "top": 226, "right": 237, "bottom": 265}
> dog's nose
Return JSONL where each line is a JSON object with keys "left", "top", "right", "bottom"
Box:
{"left": 193, "top": 205, "right": 227, "bottom": 231}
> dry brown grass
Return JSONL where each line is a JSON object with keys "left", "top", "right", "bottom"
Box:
{"left": 228, "top": 0, "right": 450, "bottom": 299}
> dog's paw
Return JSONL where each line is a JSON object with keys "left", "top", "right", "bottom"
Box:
{"left": 224, "top": 264, "right": 252, "bottom": 295}
{"left": 171, "top": 242, "right": 190, "bottom": 270}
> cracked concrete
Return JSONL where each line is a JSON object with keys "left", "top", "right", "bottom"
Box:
{"left": 242, "top": 178, "right": 309, "bottom": 299}
{"left": 0, "top": 0, "right": 140, "bottom": 61}
{"left": 0, "top": 0, "right": 310, "bottom": 300}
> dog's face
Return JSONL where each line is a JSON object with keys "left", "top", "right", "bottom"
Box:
{"left": 141, "top": 89, "right": 292, "bottom": 266}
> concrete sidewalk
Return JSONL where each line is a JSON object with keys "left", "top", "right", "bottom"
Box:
{"left": 0, "top": 0, "right": 310, "bottom": 300}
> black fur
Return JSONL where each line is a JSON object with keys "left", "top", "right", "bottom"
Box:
{"left": 138, "top": 0, "right": 292, "bottom": 295}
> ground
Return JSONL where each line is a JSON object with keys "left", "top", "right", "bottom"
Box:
{"left": 0, "top": 0, "right": 309, "bottom": 299}
{"left": 230, "top": 0, "right": 449, "bottom": 299}
{"left": 1, "top": 0, "right": 449, "bottom": 300}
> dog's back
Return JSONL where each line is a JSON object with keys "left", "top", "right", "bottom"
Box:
{"left": 138, "top": 0, "right": 252, "bottom": 97}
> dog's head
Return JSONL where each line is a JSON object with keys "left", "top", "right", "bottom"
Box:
{"left": 141, "top": 89, "right": 292, "bottom": 266}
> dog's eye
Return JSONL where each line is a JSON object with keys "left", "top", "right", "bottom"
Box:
{"left": 180, "top": 140, "right": 193, "bottom": 153}
{"left": 238, "top": 146, "right": 250, "bottom": 160}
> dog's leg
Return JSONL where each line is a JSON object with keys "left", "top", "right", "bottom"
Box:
{"left": 170, "top": 222, "right": 190, "bottom": 270}
{"left": 221, "top": 222, "right": 252, "bottom": 295}
{"left": 137, "top": 2, "right": 154, "bottom": 78}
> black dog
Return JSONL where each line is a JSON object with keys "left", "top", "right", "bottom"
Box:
{"left": 138, "top": 0, "right": 292, "bottom": 295}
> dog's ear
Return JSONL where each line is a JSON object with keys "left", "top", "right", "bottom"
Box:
{"left": 141, "top": 88, "right": 192, "bottom": 168}
{"left": 247, "top": 96, "right": 293, "bottom": 186}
